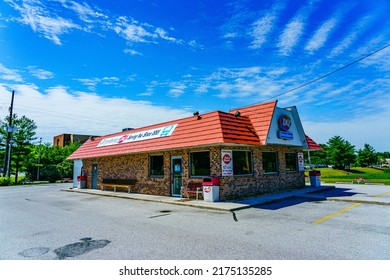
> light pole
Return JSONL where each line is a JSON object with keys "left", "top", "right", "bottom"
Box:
{"left": 37, "top": 137, "right": 42, "bottom": 181}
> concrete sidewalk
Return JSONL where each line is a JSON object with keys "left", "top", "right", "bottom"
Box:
{"left": 62, "top": 185, "right": 340, "bottom": 211}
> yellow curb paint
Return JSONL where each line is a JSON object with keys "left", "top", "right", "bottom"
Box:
{"left": 313, "top": 203, "right": 361, "bottom": 225}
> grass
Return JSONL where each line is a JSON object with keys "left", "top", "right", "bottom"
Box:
{"left": 305, "top": 167, "right": 390, "bottom": 185}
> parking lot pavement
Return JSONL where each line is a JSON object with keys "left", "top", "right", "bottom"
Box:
{"left": 296, "top": 183, "right": 390, "bottom": 206}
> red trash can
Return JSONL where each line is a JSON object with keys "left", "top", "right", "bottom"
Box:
{"left": 77, "top": 176, "right": 87, "bottom": 189}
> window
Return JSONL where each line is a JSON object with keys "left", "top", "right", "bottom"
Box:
{"left": 233, "top": 150, "right": 253, "bottom": 175}
{"left": 150, "top": 155, "right": 164, "bottom": 176}
{"left": 263, "top": 152, "right": 278, "bottom": 173}
{"left": 285, "top": 153, "right": 298, "bottom": 171}
{"left": 190, "top": 151, "right": 210, "bottom": 177}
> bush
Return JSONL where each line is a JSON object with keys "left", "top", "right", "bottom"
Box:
{"left": 0, "top": 177, "right": 12, "bottom": 186}
{"left": 40, "top": 165, "right": 60, "bottom": 183}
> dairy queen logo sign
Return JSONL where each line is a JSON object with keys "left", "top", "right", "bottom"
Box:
{"left": 278, "top": 115, "right": 291, "bottom": 131}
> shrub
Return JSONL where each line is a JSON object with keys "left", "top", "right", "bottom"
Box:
{"left": 40, "top": 165, "right": 60, "bottom": 183}
{"left": 0, "top": 177, "right": 12, "bottom": 186}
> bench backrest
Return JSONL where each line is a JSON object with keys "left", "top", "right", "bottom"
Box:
{"left": 186, "top": 182, "right": 203, "bottom": 190}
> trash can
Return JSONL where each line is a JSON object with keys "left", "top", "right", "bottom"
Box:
{"left": 309, "top": 170, "right": 321, "bottom": 187}
{"left": 202, "top": 176, "right": 220, "bottom": 202}
{"left": 77, "top": 175, "right": 87, "bottom": 189}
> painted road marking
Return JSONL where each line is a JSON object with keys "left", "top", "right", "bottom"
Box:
{"left": 313, "top": 203, "right": 361, "bottom": 225}
{"left": 314, "top": 191, "right": 390, "bottom": 225}
{"left": 373, "top": 191, "right": 390, "bottom": 198}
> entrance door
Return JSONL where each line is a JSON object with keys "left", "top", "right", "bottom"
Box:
{"left": 92, "top": 163, "right": 98, "bottom": 189}
{"left": 171, "top": 156, "right": 182, "bottom": 196}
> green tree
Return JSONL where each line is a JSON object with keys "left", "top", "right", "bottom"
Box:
{"left": 0, "top": 114, "right": 37, "bottom": 182}
{"left": 356, "top": 144, "right": 378, "bottom": 167}
{"left": 326, "top": 136, "right": 356, "bottom": 170}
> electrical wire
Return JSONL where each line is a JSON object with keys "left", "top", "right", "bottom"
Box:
{"left": 251, "top": 42, "right": 390, "bottom": 105}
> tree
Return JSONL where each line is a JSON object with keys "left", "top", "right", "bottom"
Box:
{"left": 0, "top": 114, "right": 37, "bottom": 181}
{"left": 326, "top": 136, "right": 356, "bottom": 169}
{"left": 356, "top": 144, "right": 378, "bottom": 167}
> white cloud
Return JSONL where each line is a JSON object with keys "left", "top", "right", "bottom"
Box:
{"left": 328, "top": 14, "right": 375, "bottom": 58}
{"left": 124, "top": 49, "right": 142, "bottom": 56}
{"left": 0, "top": 63, "right": 23, "bottom": 82}
{"left": 168, "top": 83, "right": 186, "bottom": 98}
{"left": 114, "top": 16, "right": 180, "bottom": 45}
{"left": 28, "top": 66, "right": 54, "bottom": 79}
{"left": 277, "top": 1, "right": 318, "bottom": 56}
{"left": 305, "top": 17, "right": 338, "bottom": 54}
{"left": 75, "top": 76, "right": 120, "bottom": 90}
{"left": 6, "top": 0, "right": 80, "bottom": 45}
{"left": 0, "top": 84, "right": 190, "bottom": 143}
{"left": 278, "top": 19, "right": 304, "bottom": 56}
{"left": 248, "top": 1, "right": 285, "bottom": 49}
{"left": 57, "top": 0, "right": 108, "bottom": 23}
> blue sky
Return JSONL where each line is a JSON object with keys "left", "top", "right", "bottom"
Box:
{"left": 0, "top": 0, "right": 389, "bottom": 152}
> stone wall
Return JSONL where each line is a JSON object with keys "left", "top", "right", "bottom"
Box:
{"left": 81, "top": 145, "right": 305, "bottom": 200}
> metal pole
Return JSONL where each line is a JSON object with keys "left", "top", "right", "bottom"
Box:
{"left": 37, "top": 137, "right": 42, "bottom": 181}
{"left": 4, "top": 90, "right": 15, "bottom": 178}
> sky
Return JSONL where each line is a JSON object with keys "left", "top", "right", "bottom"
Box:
{"left": 0, "top": 0, "right": 389, "bottom": 152}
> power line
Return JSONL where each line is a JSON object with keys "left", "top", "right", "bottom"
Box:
{"left": 252, "top": 42, "right": 390, "bottom": 105}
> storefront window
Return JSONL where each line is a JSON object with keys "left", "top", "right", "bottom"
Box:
{"left": 285, "top": 153, "right": 298, "bottom": 171}
{"left": 150, "top": 155, "right": 164, "bottom": 176}
{"left": 233, "top": 150, "right": 253, "bottom": 175}
{"left": 263, "top": 152, "right": 278, "bottom": 173}
{"left": 190, "top": 151, "right": 210, "bottom": 177}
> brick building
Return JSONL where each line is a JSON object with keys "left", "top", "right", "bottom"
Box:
{"left": 53, "top": 133, "right": 98, "bottom": 147}
{"left": 68, "top": 100, "right": 321, "bottom": 201}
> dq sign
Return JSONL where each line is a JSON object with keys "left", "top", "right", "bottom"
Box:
{"left": 277, "top": 115, "right": 293, "bottom": 140}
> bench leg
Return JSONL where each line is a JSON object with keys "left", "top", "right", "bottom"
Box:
{"left": 128, "top": 187, "right": 131, "bottom": 194}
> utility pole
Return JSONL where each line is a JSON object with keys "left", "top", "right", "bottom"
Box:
{"left": 3, "top": 90, "right": 15, "bottom": 178}
{"left": 37, "top": 137, "right": 42, "bottom": 181}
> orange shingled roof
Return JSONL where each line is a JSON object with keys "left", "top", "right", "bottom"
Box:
{"left": 305, "top": 134, "right": 323, "bottom": 151}
{"left": 230, "top": 100, "right": 277, "bottom": 144}
{"left": 68, "top": 110, "right": 261, "bottom": 160}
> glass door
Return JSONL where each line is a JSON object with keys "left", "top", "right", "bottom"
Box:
{"left": 92, "top": 163, "right": 98, "bottom": 189}
{"left": 171, "top": 156, "right": 182, "bottom": 196}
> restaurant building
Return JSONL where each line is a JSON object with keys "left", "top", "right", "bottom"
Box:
{"left": 68, "top": 100, "right": 321, "bottom": 201}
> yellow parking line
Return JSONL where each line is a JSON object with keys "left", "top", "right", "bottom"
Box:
{"left": 313, "top": 203, "right": 361, "bottom": 225}
{"left": 373, "top": 191, "right": 390, "bottom": 198}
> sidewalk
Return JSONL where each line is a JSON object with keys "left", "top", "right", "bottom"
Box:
{"left": 63, "top": 185, "right": 339, "bottom": 211}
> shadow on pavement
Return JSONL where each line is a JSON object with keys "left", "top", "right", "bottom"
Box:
{"left": 254, "top": 187, "right": 361, "bottom": 210}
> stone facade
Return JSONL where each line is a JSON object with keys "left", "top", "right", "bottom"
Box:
{"left": 82, "top": 145, "right": 305, "bottom": 201}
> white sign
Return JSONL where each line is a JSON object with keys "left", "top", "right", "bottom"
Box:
{"left": 97, "top": 124, "right": 178, "bottom": 147}
{"left": 222, "top": 150, "right": 233, "bottom": 176}
{"left": 298, "top": 152, "right": 305, "bottom": 171}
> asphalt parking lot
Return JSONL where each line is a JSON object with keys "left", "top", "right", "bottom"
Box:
{"left": 0, "top": 183, "right": 389, "bottom": 260}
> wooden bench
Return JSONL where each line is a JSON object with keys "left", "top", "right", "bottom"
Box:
{"left": 101, "top": 178, "right": 137, "bottom": 193}
{"left": 181, "top": 182, "right": 203, "bottom": 201}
